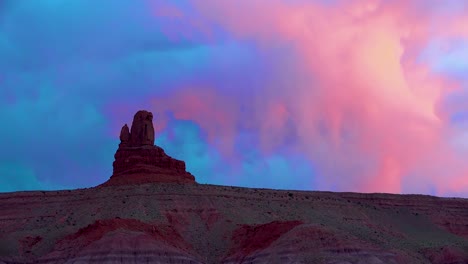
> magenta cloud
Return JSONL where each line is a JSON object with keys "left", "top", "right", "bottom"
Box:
{"left": 149, "top": 0, "right": 468, "bottom": 196}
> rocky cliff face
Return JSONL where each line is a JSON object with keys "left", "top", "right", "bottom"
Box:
{"left": 0, "top": 111, "right": 466, "bottom": 264}
{"left": 102, "top": 110, "right": 195, "bottom": 186}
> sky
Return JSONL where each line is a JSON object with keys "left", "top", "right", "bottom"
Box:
{"left": 0, "top": 0, "right": 467, "bottom": 197}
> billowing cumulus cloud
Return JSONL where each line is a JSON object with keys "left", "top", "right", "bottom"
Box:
{"left": 149, "top": 0, "right": 468, "bottom": 196}
{"left": 0, "top": 0, "right": 467, "bottom": 196}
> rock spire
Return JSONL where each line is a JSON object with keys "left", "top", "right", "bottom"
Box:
{"left": 128, "top": 110, "right": 155, "bottom": 147}
{"left": 101, "top": 110, "right": 196, "bottom": 186}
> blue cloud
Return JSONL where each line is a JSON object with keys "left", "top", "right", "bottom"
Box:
{"left": 236, "top": 152, "right": 315, "bottom": 190}
{"left": 155, "top": 116, "right": 315, "bottom": 190}
{"left": 0, "top": 82, "right": 116, "bottom": 188}
{"left": 0, "top": 163, "right": 43, "bottom": 192}
{"left": 0, "top": 0, "right": 216, "bottom": 190}
{"left": 155, "top": 117, "right": 223, "bottom": 185}
{"left": 421, "top": 39, "right": 468, "bottom": 79}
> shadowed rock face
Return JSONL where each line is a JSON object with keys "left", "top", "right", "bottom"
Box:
{"left": 119, "top": 124, "right": 130, "bottom": 147}
{"left": 102, "top": 110, "right": 195, "bottom": 186}
{"left": 128, "top": 110, "right": 155, "bottom": 147}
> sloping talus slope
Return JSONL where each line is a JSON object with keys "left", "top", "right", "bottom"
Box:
{"left": 0, "top": 183, "right": 467, "bottom": 263}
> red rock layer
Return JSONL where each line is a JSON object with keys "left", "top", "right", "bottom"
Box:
{"left": 102, "top": 145, "right": 195, "bottom": 186}
{"left": 38, "top": 218, "right": 201, "bottom": 263}
{"left": 227, "top": 220, "right": 303, "bottom": 259}
{"left": 0, "top": 186, "right": 467, "bottom": 263}
{"left": 223, "top": 221, "right": 411, "bottom": 263}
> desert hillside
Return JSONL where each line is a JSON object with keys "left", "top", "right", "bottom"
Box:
{"left": 0, "top": 111, "right": 466, "bottom": 264}
{"left": 0, "top": 183, "right": 467, "bottom": 263}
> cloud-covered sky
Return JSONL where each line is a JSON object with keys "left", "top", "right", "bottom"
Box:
{"left": 1, "top": 0, "right": 467, "bottom": 197}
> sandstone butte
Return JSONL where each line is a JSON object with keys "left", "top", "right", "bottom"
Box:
{"left": 0, "top": 110, "right": 467, "bottom": 264}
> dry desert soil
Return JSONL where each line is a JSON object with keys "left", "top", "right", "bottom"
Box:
{"left": 0, "top": 183, "right": 467, "bottom": 264}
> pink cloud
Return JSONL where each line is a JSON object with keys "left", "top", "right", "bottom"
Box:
{"left": 151, "top": 87, "right": 239, "bottom": 157}
{"left": 152, "top": 0, "right": 468, "bottom": 196}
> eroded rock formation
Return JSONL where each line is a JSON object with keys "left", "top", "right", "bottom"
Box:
{"left": 128, "top": 110, "right": 155, "bottom": 147}
{"left": 102, "top": 110, "right": 195, "bottom": 186}
{"left": 119, "top": 124, "right": 130, "bottom": 147}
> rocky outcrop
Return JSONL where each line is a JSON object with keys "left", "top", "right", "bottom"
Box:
{"left": 101, "top": 110, "right": 195, "bottom": 186}
{"left": 128, "top": 110, "right": 155, "bottom": 147}
{"left": 119, "top": 124, "right": 130, "bottom": 147}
